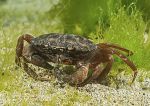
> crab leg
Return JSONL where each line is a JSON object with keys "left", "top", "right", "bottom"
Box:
{"left": 98, "top": 43, "right": 133, "bottom": 56}
{"left": 111, "top": 49, "right": 138, "bottom": 83}
{"left": 96, "top": 58, "right": 114, "bottom": 82}
{"left": 22, "top": 53, "right": 54, "bottom": 81}
{"left": 23, "top": 54, "right": 54, "bottom": 70}
{"left": 23, "top": 62, "right": 51, "bottom": 81}
{"left": 15, "top": 34, "right": 34, "bottom": 66}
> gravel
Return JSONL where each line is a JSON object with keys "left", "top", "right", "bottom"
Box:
{"left": 0, "top": 69, "right": 150, "bottom": 106}
{"left": 80, "top": 84, "right": 150, "bottom": 106}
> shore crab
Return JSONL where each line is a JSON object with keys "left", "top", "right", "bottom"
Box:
{"left": 15, "top": 33, "right": 137, "bottom": 86}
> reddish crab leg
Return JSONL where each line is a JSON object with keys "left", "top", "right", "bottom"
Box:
{"left": 98, "top": 43, "right": 133, "bottom": 56}
{"left": 85, "top": 44, "right": 137, "bottom": 85}
{"left": 96, "top": 43, "right": 137, "bottom": 83}
{"left": 96, "top": 58, "right": 114, "bottom": 82}
{"left": 111, "top": 49, "right": 138, "bottom": 83}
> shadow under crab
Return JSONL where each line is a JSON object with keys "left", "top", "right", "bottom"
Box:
{"left": 15, "top": 33, "right": 138, "bottom": 87}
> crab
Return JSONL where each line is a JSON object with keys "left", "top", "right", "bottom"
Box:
{"left": 15, "top": 33, "right": 137, "bottom": 86}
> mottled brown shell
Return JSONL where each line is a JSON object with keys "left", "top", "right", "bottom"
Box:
{"left": 30, "top": 33, "right": 97, "bottom": 62}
